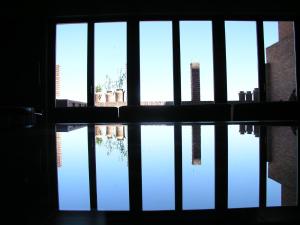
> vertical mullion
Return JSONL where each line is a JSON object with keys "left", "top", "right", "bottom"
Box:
{"left": 294, "top": 20, "right": 300, "bottom": 102}
{"left": 128, "top": 125, "right": 142, "bottom": 211}
{"left": 173, "top": 20, "right": 181, "bottom": 105}
{"left": 49, "top": 22, "right": 56, "bottom": 112}
{"left": 259, "top": 126, "right": 267, "bottom": 207}
{"left": 87, "top": 22, "right": 95, "bottom": 107}
{"left": 88, "top": 124, "right": 97, "bottom": 210}
{"left": 215, "top": 124, "right": 228, "bottom": 210}
{"left": 174, "top": 124, "right": 182, "bottom": 211}
{"left": 257, "top": 20, "right": 266, "bottom": 102}
{"left": 51, "top": 125, "right": 59, "bottom": 210}
{"left": 212, "top": 19, "right": 227, "bottom": 103}
{"left": 127, "top": 19, "right": 140, "bottom": 106}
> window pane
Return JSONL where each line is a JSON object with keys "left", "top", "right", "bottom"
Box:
{"left": 225, "top": 21, "right": 259, "bottom": 102}
{"left": 180, "top": 21, "right": 214, "bottom": 103}
{"left": 264, "top": 21, "right": 297, "bottom": 102}
{"left": 95, "top": 125, "right": 129, "bottom": 210}
{"left": 228, "top": 125, "right": 259, "bottom": 208}
{"left": 141, "top": 125, "right": 175, "bottom": 210}
{"left": 140, "top": 22, "right": 174, "bottom": 105}
{"left": 56, "top": 24, "right": 87, "bottom": 107}
{"left": 95, "top": 23, "right": 127, "bottom": 107}
{"left": 56, "top": 125, "right": 90, "bottom": 210}
{"left": 182, "top": 125, "right": 215, "bottom": 210}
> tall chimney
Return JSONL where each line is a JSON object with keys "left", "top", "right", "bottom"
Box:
{"left": 191, "top": 63, "right": 200, "bottom": 103}
{"left": 192, "top": 125, "right": 201, "bottom": 165}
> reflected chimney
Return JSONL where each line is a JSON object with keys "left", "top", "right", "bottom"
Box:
{"left": 56, "top": 133, "right": 62, "bottom": 168}
{"left": 192, "top": 125, "right": 201, "bottom": 165}
{"left": 239, "top": 124, "right": 246, "bottom": 134}
{"left": 246, "top": 125, "right": 253, "bottom": 134}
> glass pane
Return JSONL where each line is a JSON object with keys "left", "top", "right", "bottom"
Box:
{"left": 180, "top": 21, "right": 214, "bottom": 103}
{"left": 95, "top": 125, "right": 129, "bottom": 210}
{"left": 228, "top": 125, "right": 259, "bottom": 208}
{"left": 140, "top": 22, "right": 174, "bottom": 105}
{"left": 182, "top": 125, "right": 215, "bottom": 210}
{"left": 56, "top": 24, "right": 87, "bottom": 107}
{"left": 141, "top": 125, "right": 175, "bottom": 210}
{"left": 95, "top": 22, "right": 127, "bottom": 107}
{"left": 264, "top": 21, "right": 297, "bottom": 102}
{"left": 266, "top": 126, "right": 298, "bottom": 207}
{"left": 225, "top": 21, "right": 259, "bottom": 102}
{"left": 56, "top": 125, "right": 90, "bottom": 210}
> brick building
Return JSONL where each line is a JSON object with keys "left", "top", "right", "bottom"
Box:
{"left": 266, "top": 22, "right": 296, "bottom": 101}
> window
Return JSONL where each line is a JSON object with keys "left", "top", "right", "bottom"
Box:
{"left": 56, "top": 24, "right": 87, "bottom": 107}
{"left": 180, "top": 21, "right": 214, "bottom": 104}
{"left": 225, "top": 21, "right": 259, "bottom": 102}
{"left": 140, "top": 22, "right": 174, "bottom": 105}
{"left": 95, "top": 23, "right": 127, "bottom": 107}
{"left": 264, "top": 21, "right": 297, "bottom": 102}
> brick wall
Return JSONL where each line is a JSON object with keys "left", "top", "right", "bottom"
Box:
{"left": 266, "top": 22, "right": 296, "bottom": 101}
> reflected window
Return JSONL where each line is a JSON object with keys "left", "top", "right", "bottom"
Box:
{"left": 182, "top": 125, "right": 215, "bottom": 210}
{"left": 95, "top": 125, "right": 129, "bottom": 210}
{"left": 228, "top": 125, "right": 259, "bottom": 208}
{"left": 95, "top": 23, "right": 127, "bottom": 107}
{"left": 141, "top": 125, "right": 175, "bottom": 210}
{"left": 225, "top": 21, "right": 259, "bottom": 102}
{"left": 56, "top": 125, "right": 90, "bottom": 210}
{"left": 56, "top": 24, "right": 87, "bottom": 107}
{"left": 140, "top": 22, "right": 174, "bottom": 105}
{"left": 264, "top": 21, "right": 297, "bottom": 102}
{"left": 180, "top": 21, "right": 214, "bottom": 103}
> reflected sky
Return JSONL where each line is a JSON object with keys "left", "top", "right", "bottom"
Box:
{"left": 96, "top": 125, "right": 129, "bottom": 210}
{"left": 228, "top": 125, "right": 259, "bottom": 208}
{"left": 182, "top": 125, "right": 215, "bottom": 209}
{"left": 57, "top": 126, "right": 90, "bottom": 210}
{"left": 141, "top": 125, "right": 175, "bottom": 210}
{"left": 56, "top": 123, "right": 297, "bottom": 211}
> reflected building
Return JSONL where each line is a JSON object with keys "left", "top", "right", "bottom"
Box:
{"left": 56, "top": 133, "right": 62, "bottom": 167}
{"left": 239, "top": 125, "right": 260, "bottom": 137}
{"left": 267, "top": 126, "right": 297, "bottom": 206}
{"left": 192, "top": 125, "right": 201, "bottom": 165}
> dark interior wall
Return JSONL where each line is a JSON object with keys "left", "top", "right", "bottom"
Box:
{"left": 1, "top": 12, "right": 46, "bottom": 110}
{"left": 1, "top": 0, "right": 298, "bottom": 112}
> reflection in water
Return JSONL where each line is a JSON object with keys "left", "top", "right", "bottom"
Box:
{"left": 228, "top": 125, "right": 260, "bottom": 208}
{"left": 266, "top": 126, "right": 297, "bottom": 207}
{"left": 95, "top": 125, "right": 129, "bottom": 210}
{"left": 183, "top": 125, "right": 215, "bottom": 210}
{"left": 56, "top": 125, "right": 90, "bottom": 210}
{"left": 55, "top": 124, "right": 297, "bottom": 211}
{"left": 141, "top": 125, "right": 175, "bottom": 210}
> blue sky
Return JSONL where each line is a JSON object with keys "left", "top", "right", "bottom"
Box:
{"left": 56, "top": 21, "right": 278, "bottom": 103}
